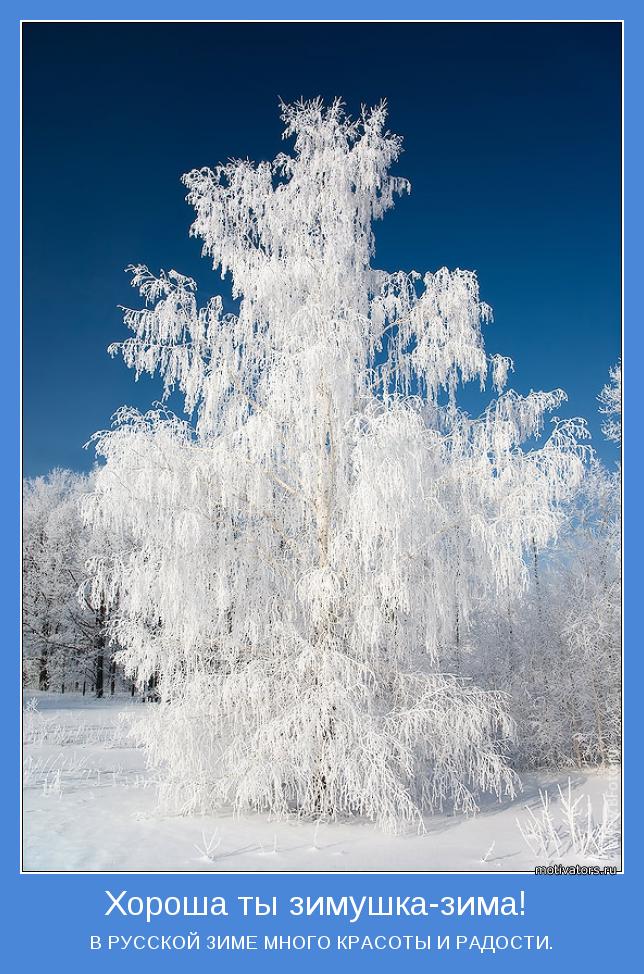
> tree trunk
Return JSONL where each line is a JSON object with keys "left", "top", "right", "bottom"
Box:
{"left": 312, "top": 384, "right": 337, "bottom": 815}
{"left": 94, "top": 603, "right": 106, "bottom": 699}
{"left": 95, "top": 654, "right": 104, "bottom": 699}
{"left": 38, "top": 650, "right": 49, "bottom": 691}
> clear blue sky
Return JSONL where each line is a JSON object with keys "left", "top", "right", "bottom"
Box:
{"left": 23, "top": 21, "right": 621, "bottom": 475}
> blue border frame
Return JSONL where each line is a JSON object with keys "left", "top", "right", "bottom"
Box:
{"left": 4, "top": 4, "right": 639, "bottom": 970}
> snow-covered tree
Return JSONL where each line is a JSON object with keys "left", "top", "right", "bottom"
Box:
{"left": 476, "top": 365, "right": 621, "bottom": 769}
{"left": 559, "top": 459, "right": 620, "bottom": 765}
{"left": 23, "top": 469, "right": 103, "bottom": 693}
{"left": 86, "top": 99, "right": 587, "bottom": 829}
{"left": 486, "top": 461, "right": 619, "bottom": 769}
{"left": 598, "top": 360, "right": 621, "bottom": 444}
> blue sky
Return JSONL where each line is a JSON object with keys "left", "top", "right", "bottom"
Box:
{"left": 23, "top": 21, "right": 621, "bottom": 475}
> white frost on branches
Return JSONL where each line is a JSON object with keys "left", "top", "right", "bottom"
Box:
{"left": 598, "top": 360, "right": 621, "bottom": 444}
{"left": 516, "top": 782, "right": 620, "bottom": 862}
{"left": 86, "top": 99, "right": 588, "bottom": 830}
{"left": 23, "top": 470, "right": 97, "bottom": 691}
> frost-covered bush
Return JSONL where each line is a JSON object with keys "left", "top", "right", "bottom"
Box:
{"left": 516, "top": 782, "right": 620, "bottom": 862}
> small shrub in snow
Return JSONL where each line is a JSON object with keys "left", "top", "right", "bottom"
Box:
{"left": 516, "top": 781, "right": 620, "bottom": 862}
{"left": 193, "top": 829, "right": 222, "bottom": 862}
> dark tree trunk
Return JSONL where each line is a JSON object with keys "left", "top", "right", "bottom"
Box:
{"left": 146, "top": 671, "right": 159, "bottom": 702}
{"left": 94, "top": 603, "right": 106, "bottom": 699}
{"left": 38, "top": 650, "right": 49, "bottom": 691}
{"left": 95, "top": 654, "right": 104, "bottom": 699}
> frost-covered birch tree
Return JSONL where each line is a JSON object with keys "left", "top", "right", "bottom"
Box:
{"left": 86, "top": 99, "right": 587, "bottom": 829}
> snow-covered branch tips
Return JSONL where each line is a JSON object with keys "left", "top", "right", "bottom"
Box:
{"left": 32, "top": 98, "right": 615, "bottom": 833}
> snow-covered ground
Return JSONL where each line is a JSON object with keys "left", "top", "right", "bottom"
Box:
{"left": 23, "top": 692, "right": 621, "bottom": 873}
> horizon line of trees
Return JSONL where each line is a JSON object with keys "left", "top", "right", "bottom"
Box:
{"left": 22, "top": 468, "right": 160, "bottom": 701}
